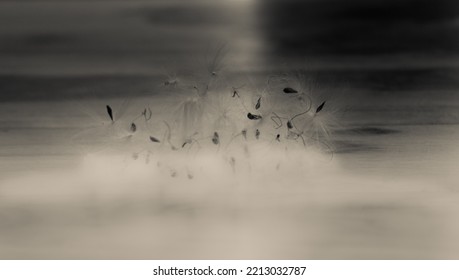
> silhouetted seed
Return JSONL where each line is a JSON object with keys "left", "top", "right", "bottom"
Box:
{"left": 247, "top": 112, "right": 262, "bottom": 120}
{"left": 255, "top": 129, "right": 260, "bottom": 139}
{"left": 241, "top": 129, "right": 247, "bottom": 140}
{"left": 231, "top": 85, "right": 245, "bottom": 98}
{"left": 255, "top": 97, "right": 261, "bottom": 110}
{"left": 287, "top": 120, "right": 293, "bottom": 129}
{"left": 106, "top": 105, "right": 114, "bottom": 121}
{"left": 182, "top": 139, "right": 192, "bottom": 148}
{"left": 164, "top": 78, "right": 178, "bottom": 87}
{"left": 132, "top": 153, "right": 139, "bottom": 160}
{"left": 130, "top": 122, "right": 137, "bottom": 133}
{"left": 276, "top": 134, "right": 281, "bottom": 142}
{"left": 142, "top": 107, "right": 152, "bottom": 121}
{"left": 163, "top": 121, "right": 178, "bottom": 150}
{"left": 283, "top": 87, "right": 298, "bottom": 94}
{"left": 149, "top": 136, "right": 160, "bottom": 143}
{"left": 316, "top": 101, "right": 326, "bottom": 114}
{"left": 212, "top": 132, "right": 219, "bottom": 145}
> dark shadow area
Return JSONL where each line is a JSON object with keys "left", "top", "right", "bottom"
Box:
{"left": 258, "top": 0, "right": 459, "bottom": 57}
{"left": 336, "top": 126, "right": 400, "bottom": 136}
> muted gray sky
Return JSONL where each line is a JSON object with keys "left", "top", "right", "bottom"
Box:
{"left": 260, "top": 0, "right": 459, "bottom": 56}
{"left": 0, "top": 0, "right": 458, "bottom": 102}
{"left": 0, "top": 0, "right": 457, "bottom": 72}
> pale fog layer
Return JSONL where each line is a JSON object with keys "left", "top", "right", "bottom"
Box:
{"left": 0, "top": 95, "right": 458, "bottom": 259}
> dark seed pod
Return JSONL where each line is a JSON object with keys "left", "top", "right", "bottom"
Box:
{"left": 287, "top": 120, "right": 293, "bottom": 129}
{"left": 241, "top": 129, "right": 247, "bottom": 140}
{"left": 316, "top": 101, "right": 326, "bottom": 114}
{"left": 130, "top": 122, "right": 137, "bottom": 133}
{"left": 276, "top": 134, "right": 281, "bottom": 142}
{"left": 212, "top": 132, "right": 219, "bottom": 145}
{"left": 106, "top": 105, "right": 114, "bottom": 121}
{"left": 255, "top": 97, "right": 261, "bottom": 110}
{"left": 182, "top": 139, "right": 191, "bottom": 148}
{"left": 255, "top": 129, "right": 260, "bottom": 139}
{"left": 247, "top": 112, "right": 262, "bottom": 120}
{"left": 143, "top": 107, "right": 152, "bottom": 121}
{"left": 283, "top": 87, "right": 298, "bottom": 94}
{"left": 149, "top": 136, "right": 160, "bottom": 143}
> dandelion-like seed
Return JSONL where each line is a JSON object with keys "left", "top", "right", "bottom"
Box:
{"left": 205, "top": 43, "right": 228, "bottom": 78}
{"left": 161, "top": 69, "right": 182, "bottom": 89}
{"left": 73, "top": 50, "right": 339, "bottom": 178}
{"left": 247, "top": 112, "right": 262, "bottom": 120}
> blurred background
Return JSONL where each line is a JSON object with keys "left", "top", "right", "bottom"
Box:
{"left": 1, "top": 0, "right": 458, "bottom": 100}
{"left": 0, "top": 0, "right": 457, "bottom": 177}
{"left": 0, "top": 0, "right": 459, "bottom": 259}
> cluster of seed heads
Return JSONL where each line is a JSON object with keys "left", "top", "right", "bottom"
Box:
{"left": 94, "top": 66, "right": 332, "bottom": 180}
{"left": 103, "top": 82, "right": 327, "bottom": 151}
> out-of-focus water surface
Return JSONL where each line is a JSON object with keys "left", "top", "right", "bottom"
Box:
{"left": 0, "top": 0, "right": 459, "bottom": 259}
